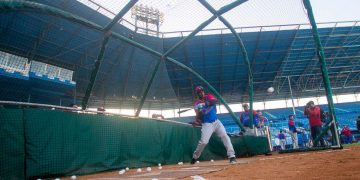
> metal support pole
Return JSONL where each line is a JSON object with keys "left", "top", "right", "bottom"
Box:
{"left": 303, "top": 0, "right": 341, "bottom": 147}
{"left": 135, "top": 58, "right": 162, "bottom": 117}
{"left": 287, "top": 76, "right": 297, "bottom": 118}
{"left": 103, "top": 0, "right": 138, "bottom": 32}
{"left": 81, "top": 35, "right": 109, "bottom": 109}
{"left": 82, "top": 1, "right": 136, "bottom": 109}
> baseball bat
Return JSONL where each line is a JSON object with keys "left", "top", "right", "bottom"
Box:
{"left": 177, "top": 108, "right": 192, "bottom": 114}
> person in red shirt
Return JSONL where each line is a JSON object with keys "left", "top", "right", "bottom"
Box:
{"left": 304, "top": 101, "right": 325, "bottom": 147}
{"left": 341, "top": 125, "right": 353, "bottom": 144}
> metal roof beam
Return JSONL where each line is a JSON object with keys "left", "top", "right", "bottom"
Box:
{"left": 163, "top": 0, "right": 248, "bottom": 57}
{"left": 103, "top": 0, "right": 138, "bottom": 32}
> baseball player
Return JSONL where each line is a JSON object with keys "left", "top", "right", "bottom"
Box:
{"left": 191, "top": 86, "right": 236, "bottom": 164}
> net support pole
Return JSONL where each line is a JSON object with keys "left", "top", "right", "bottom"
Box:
{"left": 81, "top": 1, "right": 136, "bottom": 109}
{"left": 135, "top": 58, "right": 162, "bottom": 117}
{"left": 303, "top": 0, "right": 341, "bottom": 147}
{"left": 199, "top": 0, "right": 252, "bottom": 130}
{"left": 287, "top": 76, "right": 297, "bottom": 118}
{"left": 103, "top": 0, "right": 138, "bottom": 32}
{"left": 81, "top": 35, "right": 109, "bottom": 110}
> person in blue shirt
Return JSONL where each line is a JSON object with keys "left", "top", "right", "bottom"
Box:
{"left": 240, "top": 104, "right": 260, "bottom": 128}
{"left": 191, "top": 86, "right": 236, "bottom": 164}
{"left": 278, "top": 130, "right": 286, "bottom": 150}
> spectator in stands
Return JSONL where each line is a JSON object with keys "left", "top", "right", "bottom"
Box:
{"left": 152, "top": 113, "right": 165, "bottom": 119}
{"left": 257, "top": 110, "right": 265, "bottom": 128}
{"left": 97, "top": 106, "right": 106, "bottom": 115}
{"left": 288, "top": 115, "right": 298, "bottom": 149}
{"left": 240, "top": 104, "right": 260, "bottom": 129}
{"left": 357, "top": 116, "right": 360, "bottom": 131}
{"left": 67, "top": 103, "right": 80, "bottom": 113}
{"left": 341, "top": 125, "right": 353, "bottom": 144}
{"left": 278, "top": 130, "right": 286, "bottom": 150}
{"left": 257, "top": 110, "right": 266, "bottom": 135}
{"left": 69, "top": 103, "right": 79, "bottom": 108}
{"left": 304, "top": 101, "right": 325, "bottom": 147}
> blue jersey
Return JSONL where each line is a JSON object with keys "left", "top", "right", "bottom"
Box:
{"left": 240, "top": 111, "right": 259, "bottom": 127}
{"left": 202, "top": 104, "right": 217, "bottom": 123}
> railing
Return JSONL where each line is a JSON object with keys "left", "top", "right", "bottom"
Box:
{"left": 0, "top": 100, "right": 194, "bottom": 127}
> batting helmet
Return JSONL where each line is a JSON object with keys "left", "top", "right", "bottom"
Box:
{"left": 195, "top": 86, "right": 204, "bottom": 93}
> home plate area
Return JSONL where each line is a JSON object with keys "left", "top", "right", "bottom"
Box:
{"left": 67, "top": 158, "right": 254, "bottom": 179}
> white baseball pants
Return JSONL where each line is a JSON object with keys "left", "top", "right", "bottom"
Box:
{"left": 289, "top": 131, "right": 298, "bottom": 149}
{"left": 192, "top": 120, "right": 235, "bottom": 159}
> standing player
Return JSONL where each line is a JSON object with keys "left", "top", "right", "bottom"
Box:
{"left": 240, "top": 104, "right": 260, "bottom": 130}
{"left": 304, "top": 101, "right": 325, "bottom": 147}
{"left": 288, "top": 115, "right": 298, "bottom": 149}
{"left": 191, "top": 86, "right": 236, "bottom": 164}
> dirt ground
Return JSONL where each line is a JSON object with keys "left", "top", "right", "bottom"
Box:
{"left": 199, "top": 144, "right": 360, "bottom": 180}
{"left": 65, "top": 144, "right": 360, "bottom": 180}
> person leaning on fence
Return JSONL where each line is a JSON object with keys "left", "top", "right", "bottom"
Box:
{"left": 341, "top": 125, "right": 353, "bottom": 144}
{"left": 257, "top": 110, "right": 265, "bottom": 128}
{"left": 288, "top": 115, "right": 298, "bottom": 149}
{"left": 240, "top": 104, "right": 260, "bottom": 130}
{"left": 304, "top": 101, "right": 325, "bottom": 147}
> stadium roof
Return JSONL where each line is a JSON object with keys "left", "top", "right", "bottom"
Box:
{"left": 0, "top": 0, "right": 359, "bottom": 108}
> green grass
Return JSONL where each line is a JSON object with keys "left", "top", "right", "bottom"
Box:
{"left": 342, "top": 142, "right": 360, "bottom": 148}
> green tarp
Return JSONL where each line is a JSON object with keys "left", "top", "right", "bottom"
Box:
{"left": 0, "top": 108, "right": 25, "bottom": 180}
{"left": 0, "top": 108, "right": 270, "bottom": 179}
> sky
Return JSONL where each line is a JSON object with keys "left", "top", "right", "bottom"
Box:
{"left": 77, "top": 0, "right": 360, "bottom": 34}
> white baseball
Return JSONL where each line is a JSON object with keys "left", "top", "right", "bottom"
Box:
{"left": 211, "top": 159, "right": 214, "bottom": 162}
{"left": 70, "top": 175, "right": 76, "bottom": 180}
{"left": 196, "top": 161, "right": 200, "bottom": 164}
{"left": 125, "top": 167, "right": 129, "bottom": 171}
{"left": 158, "top": 166, "right": 162, "bottom": 170}
{"left": 146, "top": 167, "right": 152, "bottom": 172}
{"left": 137, "top": 168, "right": 142, "bottom": 172}
{"left": 158, "top": 163, "right": 161, "bottom": 167}
{"left": 267, "top": 87, "right": 274, "bottom": 93}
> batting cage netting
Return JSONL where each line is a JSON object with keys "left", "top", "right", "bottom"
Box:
{"left": 1, "top": 0, "right": 359, "bottom": 179}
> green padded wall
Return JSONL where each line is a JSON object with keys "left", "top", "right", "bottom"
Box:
{"left": 0, "top": 108, "right": 270, "bottom": 179}
{"left": 0, "top": 108, "right": 25, "bottom": 180}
